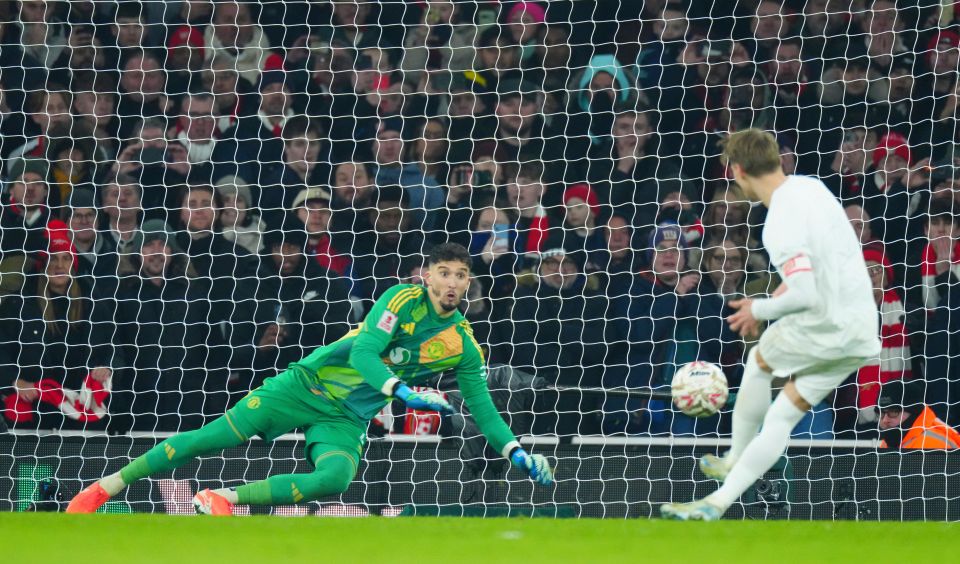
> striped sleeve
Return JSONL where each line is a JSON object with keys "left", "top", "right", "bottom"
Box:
{"left": 348, "top": 285, "right": 423, "bottom": 396}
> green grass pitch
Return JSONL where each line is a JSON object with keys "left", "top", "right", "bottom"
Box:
{"left": 2, "top": 513, "right": 957, "bottom": 563}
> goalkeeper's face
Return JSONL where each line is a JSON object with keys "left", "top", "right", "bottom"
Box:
{"left": 425, "top": 261, "right": 471, "bottom": 314}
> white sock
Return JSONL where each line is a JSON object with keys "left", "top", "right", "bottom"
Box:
{"left": 99, "top": 472, "right": 127, "bottom": 496}
{"left": 707, "top": 393, "right": 806, "bottom": 509}
{"left": 727, "top": 348, "right": 774, "bottom": 465}
{"left": 213, "top": 488, "right": 239, "bottom": 503}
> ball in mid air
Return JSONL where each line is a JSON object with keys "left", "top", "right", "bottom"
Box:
{"left": 671, "top": 361, "right": 729, "bottom": 418}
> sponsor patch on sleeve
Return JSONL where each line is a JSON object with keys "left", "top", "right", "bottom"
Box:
{"left": 376, "top": 310, "right": 398, "bottom": 333}
{"left": 782, "top": 253, "right": 813, "bottom": 277}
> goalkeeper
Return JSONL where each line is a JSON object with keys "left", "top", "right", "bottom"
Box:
{"left": 67, "top": 243, "right": 553, "bottom": 515}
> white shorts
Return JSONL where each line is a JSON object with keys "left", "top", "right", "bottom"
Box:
{"left": 758, "top": 323, "right": 873, "bottom": 405}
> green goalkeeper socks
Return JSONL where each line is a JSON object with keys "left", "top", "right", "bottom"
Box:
{"left": 235, "top": 452, "right": 355, "bottom": 505}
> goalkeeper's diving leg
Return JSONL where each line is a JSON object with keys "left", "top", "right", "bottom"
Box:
{"left": 67, "top": 370, "right": 363, "bottom": 515}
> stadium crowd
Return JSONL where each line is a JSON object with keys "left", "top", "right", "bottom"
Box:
{"left": 0, "top": 0, "right": 958, "bottom": 444}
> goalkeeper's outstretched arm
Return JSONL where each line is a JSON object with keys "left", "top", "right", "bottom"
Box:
{"left": 457, "top": 327, "right": 554, "bottom": 486}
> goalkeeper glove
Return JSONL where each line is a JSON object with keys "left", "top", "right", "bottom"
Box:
{"left": 510, "top": 447, "right": 554, "bottom": 486}
{"left": 393, "top": 383, "right": 454, "bottom": 414}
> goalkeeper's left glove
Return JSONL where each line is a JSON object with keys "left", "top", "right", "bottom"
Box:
{"left": 510, "top": 447, "right": 554, "bottom": 486}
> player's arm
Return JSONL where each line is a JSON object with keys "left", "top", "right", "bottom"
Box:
{"left": 348, "top": 286, "right": 452, "bottom": 411}
{"left": 750, "top": 253, "right": 819, "bottom": 320}
{"left": 456, "top": 326, "right": 554, "bottom": 486}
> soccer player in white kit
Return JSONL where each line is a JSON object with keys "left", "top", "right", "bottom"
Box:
{"left": 661, "top": 129, "right": 881, "bottom": 521}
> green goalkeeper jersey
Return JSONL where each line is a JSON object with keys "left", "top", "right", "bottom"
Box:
{"left": 292, "top": 284, "right": 519, "bottom": 457}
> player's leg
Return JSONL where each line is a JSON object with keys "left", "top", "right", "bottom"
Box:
{"left": 661, "top": 380, "right": 813, "bottom": 521}
{"left": 702, "top": 380, "right": 810, "bottom": 508}
{"left": 700, "top": 347, "right": 774, "bottom": 479}
{"left": 230, "top": 446, "right": 358, "bottom": 506}
{"left": 66, "top": 414, "right": 250, "bottom": 513}
{"left": 68, "top": 370, "right": 312, "bottom": 513}
{"left": 211, "top": 416, "right": 364, "bottom": 508}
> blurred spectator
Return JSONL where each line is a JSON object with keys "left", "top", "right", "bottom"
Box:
{"left": 170, "top": 91, "right": 231, "bottom": 184}
{"left": 847, "top": 246, "right": 912, "bottom": 427}
{"left": 99, "top": 173, "right": 143, "bottom": 256}
{"left": 71, "top": 73, "right": 120, "bottom": 163}
{"left": 701, "top": 188, "right": 767, "bottom": 274}
{"left": 601, "top": 109, "right": 683, "bottom": 235}
{"left": 227, "top": 70, "right": 294, "bottom": 189}
{"left": 202, "top": 57, "right": 256, "bottom": 136}
{"left": 510, "top": 247, "right": 608, "bottom": 435}
{"left": 750, "top": 0, "right": 792, "bottom": 63}
{"left": 506, "top": 2, "right": 547, "bottom": 67}
{"left": 878, "top": 380, "right": 960, "bottom": 449}
{"left": 166, "top": 25, "right": 206, "bottom": 83}
{"left": 204, "top": 1, "right": 273, "bottom": 86}
{"left": 61, "top": 23, "right": 106, "bottom": 76}
{"left": 820, "top": 126, "right": 878, "bottom": 198}
{"left": 257, "top": 116, "right": 329, "bottom": 222}
{"left": 102, "top": 1, "right": 148, "bottom": 72}
{"left": 216, "top": 175, "right": 265, "bottom": 255}
{"left": 373, "top": 118, "right": 445, "bottom": 231}
{"left": 503, "top": 161, "right": 550, "bottom": 260}
{"left": 796, "top": 57, "right": 880, "bottom": 166}
{"left": 2, "top": 0, "right": 69, "bottom": 77}
{"left": 115, "top": 117, "right": 189, "bottom": 218}
{"left": 0, "top": 228, "right": 117, "bottom": 430}
{"left": 635, "top": 2, "right": 688, "bottom": 97}
{"left": 113, "top": 219, "right": 223, "bottom": 431}
{"left": 64, "top": 187, "right": 115, "bottom": 282}
{"left": 400, "top": 1, "right": 478, "bottom": 88}
{"left": 844, "top": 203, "right": 880, "bottom": 247}
{"left": 0, "top": 157, "right": 56, "bottom": 295}
{"left": 254, "top": 214, "right": 352, "bottom": 374}
{"left": 292, "top": 187, "right": 351, "bottom": 279}
{"left": 328, "top": 161, "right": 376, "bottom": 234}
{"left": 349, "top": 185, "right": 425, "bottom": 304}
{"left": 548, "top": 183, "right": 605, "bottom": 265}
{"left": 46, "top": 135, "right": 96, "bottom": 207}
{"left": 315, "top": 0, "right": 383, "bottom": 53}
{"left": 472, "top": 25, "right": 521, "bottom": 93}
{"left": 5, "top": 85, "right": 73, "bottom": 172}
{"left": 567, "top": 53, "right": 637, "bottom": 177}
{"left": 604, "top": 224, "right": 692, "bottom": 434}
{"left": 915, "top": 200, "right": 960, "bottom": 311}
{"left": 468, "top": 204, "right": 517, "bottom": 300}
{"left": 879, "top": 53, "right": 928, "bottom": 146}
{"left": 407, "top": 117, "right": 451, "bottom": 235}
{"left": 859, "top": 131, "right": 931, "bottom": 283}
{"left": 116, "top": 52, "right": 171, "bottom": 140}
{"left": 589, "top": 214, "right": 639, "bottom": 300}
{"left": 768, "top": 38, "right": 808, "bottom": 135}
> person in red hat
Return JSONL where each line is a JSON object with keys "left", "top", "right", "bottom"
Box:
{"left": 552, "top": 183, "right": 606, "bottom": 268}
{"left": 166, "top": 24, "right": 206, "bottom": 85}
{"left": 0, "top": 226, "right": 115, "bottom": 429}
{"left": 859, "top": 130, "right": 932, "bottom": 282}
{"left": 852, "top": 244, "right": 912, "bottom": 426}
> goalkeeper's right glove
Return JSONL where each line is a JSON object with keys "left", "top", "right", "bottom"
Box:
{"left": 393, "top": 383, "right": 454, "bottom": 414}
{"left": 510, "top": 447, "right": 554, "bottom": 486}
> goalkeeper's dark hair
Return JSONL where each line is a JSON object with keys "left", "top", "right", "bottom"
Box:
{"left": 428, "top": 242, "right": 472, "bottom": 270}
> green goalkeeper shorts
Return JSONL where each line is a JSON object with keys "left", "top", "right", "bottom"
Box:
{"left": 224, "top": 367, "right": 368, "bottom": 470}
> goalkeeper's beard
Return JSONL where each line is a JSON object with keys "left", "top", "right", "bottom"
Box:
{"left": 431, "top": 286, "right": 463, "bottom": 313}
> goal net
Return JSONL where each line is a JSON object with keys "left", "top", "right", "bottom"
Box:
{"left": 1, "top": 0, "right": 958, "bottom": 519}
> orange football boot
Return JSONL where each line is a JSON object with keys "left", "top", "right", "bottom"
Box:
{"left": 193, "top": 489, "right": 234, "bottom": 516}
{"left": 65, "top": 482, "right": 111, "bottom": 514}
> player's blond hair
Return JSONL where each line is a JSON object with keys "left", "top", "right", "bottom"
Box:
{"left": 720, "top": 129, "right": 781, "bottom": 177}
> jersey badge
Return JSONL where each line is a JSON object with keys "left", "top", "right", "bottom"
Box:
{"left": 377, "top": 310, "right": 398, "bottom": 333}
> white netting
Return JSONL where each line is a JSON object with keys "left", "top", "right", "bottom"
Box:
{"left": 0, "top": 1, "right": 959, "bottom": 518}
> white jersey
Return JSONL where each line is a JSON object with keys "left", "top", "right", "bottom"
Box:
{"left": 761, "top": 175, "right": 881, "bottom": 358}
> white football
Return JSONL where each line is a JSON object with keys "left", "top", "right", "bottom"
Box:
{"left": 671, "top": 361, "right": 729, "bottom": 418}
